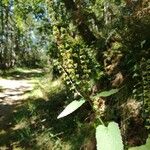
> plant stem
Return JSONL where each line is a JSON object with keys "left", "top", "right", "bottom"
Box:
{"left": 61, "top": 64, "right": 105, "bottom": 126}
{"left": 98, "top": 117, "right": 105, "bottom": 126}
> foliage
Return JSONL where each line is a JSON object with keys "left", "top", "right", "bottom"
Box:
{"left": 48, "top": 0, "right": 149, "bottom": 149}
{"left": 57, "top": 98, "right": 86, "bottom": 119}
{"left": 93, "top": 89, "right": 119, "bottom": 98}
{"left": 0, "top": 0, "right": 150, "bottom": 149}
{"left": 0, "top": 0, "right": 49, "bottom": 69}
{"left": 129, "top": 137, "right": 150, "bottom": 150}
{"left": 96, "top": 122, "right": 123, "bottom": 150}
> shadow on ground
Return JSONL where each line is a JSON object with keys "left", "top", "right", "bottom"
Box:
{"left": 0, "top": 68, "right": 92, "bottom": 149}
{"left": 0, "top": 89, "right": 92, "bottom": 149}
{"left": 0, "top": 69, "right": 45, "bottom": 149}
{"left": 1, "top": 68, "right": 45, "bottom": 80}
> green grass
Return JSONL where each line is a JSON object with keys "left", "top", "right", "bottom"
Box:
{"left": 0, "top": 68, "right": 93, "bottom": 150}
{"left": 0, "top": 67, "right": 46, "bottom": 80}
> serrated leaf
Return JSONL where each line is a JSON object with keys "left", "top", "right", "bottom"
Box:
{"left": 129, "top": 137, "right": 150, "bottom": 150}
{"left": 57, "top": 98, "right": 86, "bottom": 119}
{"left": 96, "top": 122, "right": 123, "bottom": 150}
{"left": 95, "top": 89, "right": 119, "bottom": 97}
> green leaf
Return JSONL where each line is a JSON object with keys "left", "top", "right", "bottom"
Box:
{"left": 96, "top": 122, "right": 123, "bottom": 150}
{"left": 95, "top": 89, "right": 119, "bottom": 97}
{"left": 57, "top": 98, "right": 86, "bottom": 119}
{"left": 129, "top": 137, "right": 150, "bottom": 150}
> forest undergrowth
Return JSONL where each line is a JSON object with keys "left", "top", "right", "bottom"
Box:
{"left": 0, "top": 0, "right": 149, "bottom": 149}
{"left": 0, "top": 67, "right": 149, "bottom": 150}
{"left": 0, "top": 68, "right": 96, "bottom": 150}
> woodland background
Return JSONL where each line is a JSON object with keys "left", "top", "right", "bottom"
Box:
{"left": 0, "top": 0, "right": 150, "bottom": 149}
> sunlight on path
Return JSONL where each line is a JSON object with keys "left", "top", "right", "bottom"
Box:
{"left": 0, "top": 79, "right": 34, "bottom": 105}
{"left": 0, "top": 69, "right": 44, "bottom": 131}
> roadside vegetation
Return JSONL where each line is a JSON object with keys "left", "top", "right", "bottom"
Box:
{"left": 0, "top": 0, "right": 149, "bottom": 149}
{"left": 0, "top": 68, "right": 93, "bottom": 150}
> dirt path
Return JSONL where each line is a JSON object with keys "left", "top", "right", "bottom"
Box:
{"left": 0, "top": 69, "right": 43, "bottom": 131}
{"left": 0, "top": 79, "right": 34, "bottom": 105}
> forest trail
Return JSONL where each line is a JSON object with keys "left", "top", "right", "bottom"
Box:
{"left": 0, "top": 79, "right": 34, "bottom": 105}
{"left": 0, "top": 69, "right": 43, "bottom": 133}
